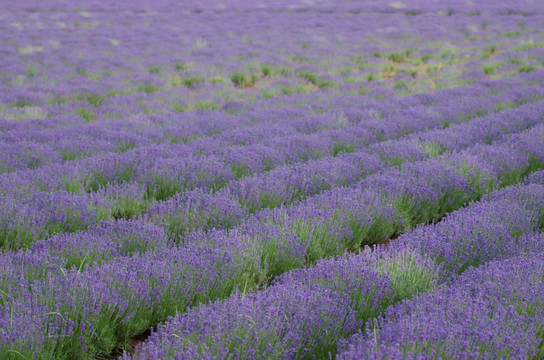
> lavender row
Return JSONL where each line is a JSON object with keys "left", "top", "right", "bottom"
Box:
{"left": 337, "top": 249, "right": 544, "bottom": 360}
{"left": 0, "top": 226, "right": 260, "bottom": 359}
{"left": 148, "top": 99, "right": 544, "bottom": 241}
{"left": 2, "top": 73, "right": 530, "bottom": 135}
{"left": 2, "top": 4, "right": 544, "bottom": 360}
{"left": 6, "top": 0, "right": 541, "bottom": 13}
{"left": 1, "top": 128, "right": 543, "bottom": 358}
{"left": 0, "top": 124, "right": 367, "bottom": 249}
{"left": 3, "top": 89, "right": 539, "bottom": 249}
{"left": 123, "top": 249, "right": 439, "bottom": 360}
{"left": 0, "top": 104, "right": 355, "bottom": 173}
{"left": 2, "top": 124, "right": 369, "bottom": 200}
{"left": 5, "top": 103, "right": 543, "bottom": 255}
{"left": 1, "top": 122, "right": 365, "bottom": 192}
{"left": 123, "top": 179, "right": 544, "bottom": 359}
{"left": 10, "top": 118, "right": 544, "bottom": 271}
{"left": 4, "top": 77, "right": 536, "bottom": 192}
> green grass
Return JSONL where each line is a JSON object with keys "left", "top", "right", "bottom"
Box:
{"left": 148, "top": 65, "right": 162, "bottom": 74}
{"left": 137, "top": 82, "right": 161, "bottom": 93}
{"left": 482, "top": 62, "right": 503, "bottom": 75}
{"left": 297, "top": 71, "right": 317, "bottom": 85}
{"left": 519, "top": 63, "right": 537, "bottom": 73}
{"left": 374, "top": 250, "right": 438, "bottom": 301}
{"left": 109, "top": 198, "right": 148, "bottom": 220}
{"left": 230, "top": 71, "right": 248, "bottom": 87}
{"left": 182, "top": 74, "right": 204, "bottom": 88}
{"left": 418, "top": 142, "right": 447, "bottom": 158}
{"left": 75, "top": 107, "right": 96, "bottom": 122}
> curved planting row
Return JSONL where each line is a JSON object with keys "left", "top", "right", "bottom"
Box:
{"left": 4, "top": 77, "right": 538, "bottom": 194}
{"left": 3, "top": 84, "right": 542, "bottom": 250}
{"left": 1, "top": 124, "right": 543, "bottom": 359}
{"left": 1, "top": 122, "right": 368, "bottom": 195}
{"left": 124, "top": 176, "right": 544, "bottom": 359}
{"left": 2, "top": 97, "right": 543, "bottom": 252}
{"left": 336, "top": 251, "right": 544, "bottom": 359}
{"left": 0, "top": 105, "right": 356, "bottom": 174}
{"left": 148, "top": 99, "right": 544, "bottom": 240}
{"left": 2, "top": 74, "right": 527, "bottom": 138}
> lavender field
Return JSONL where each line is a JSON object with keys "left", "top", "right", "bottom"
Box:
{"left": 2, "top": 0, "right": 544, "bottom": 359}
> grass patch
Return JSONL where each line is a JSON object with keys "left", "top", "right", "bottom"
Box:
{"left": 230, "top": 71, "right": 248, "bottom": 87}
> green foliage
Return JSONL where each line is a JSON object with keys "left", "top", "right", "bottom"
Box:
{"left": 249, "top": 72, "right": 260, "bottom": 84}
{"left": 230, "top": 71, "right": 248, "bottom": 87}
{"left": 148, "top": 65, "right": 162, "bottom": 74}
{"left": 418, "top": 142, "right": 447, "bottom": 158}
{"left": 519, "top": 63, "right": 537, "bottom": 73}
{"left": 260, "top": 89, "right": 277, "bottom": 99}
{"left": 517, "top": 41, "right": 544, "bottom": 51}
{"left": 137, "top": 82, "right": 160, "bottom": 93}
{"left": 175, "top": 61, "right": 189, "bottom": 71}
{"left": 0, "top": 225, "right": 34, "bottom": 250}
{"left": 317, "top": 78, "right": 335, "bottom": 88}
{"left": 46, "top": 94, "right": 70, "bottom": 106}
{"left": 278, "top": 84, "right": 300, "bottom": 95}
{"left": 387, "top": 50, "right": 411, "bottom": 63}
{"left": 365, "top": 73, "right": 377, "bottom": 81}
{"left": 505, "top": 30, "right": 521, "bottom": 37}
{"left": 27, "top": 64, "right": 40, "bottom": 77}
{"left": 182, "top": 74, "right": 204, "bottom": 88}
{"left": 145, "top": 175, "right": 180, "bottom": 201}
{"left": 331, "top": 143, "right": 356, "bottom": 156}
{"left": 109, "top": 198, "right": 147, "bottom": 220}
{"left": 85, "top": 93, "right": 106, "bottom": 107}
{"left": 118, "top": 141, "right": 135, "bottom": 153}
{"left": 75, "top": 107, "right": 96, "bottom": 122}
{"left": 61, "top": 150, "right": 87, "bottom": 162}
{"left": 384, "top": 155, "right": 405, "bottom": 168}
{"left": 194, "top": 100, "right": 219, "bottom": 110}
{"left": 63, "top": 178, "right": 82, "bottom": 194}
{"left": 374, "top": 250, "right": 438, "bottom": 301}
{"left": 393, "top": 80, "right": 409, "bottom": 90}
{"left": 297, "top": 71, "right": 317, "bottom": 85}
{"left": 400, "top": 68, "right": 418, "bottom": 78}
{"left": 260, "top": 64, "right": 273, "bottom": 76}
{"left": 231, "top": 163, "right": 251, "bottom": 179}
{"left": 171, "top": 101, "right": 188, "bottom": 113}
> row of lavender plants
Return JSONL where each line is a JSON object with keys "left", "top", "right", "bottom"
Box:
{"left": 5, "top": 72, "right": 544, "bottom": 175}
{"left": 149, "top": 98, "right": 544, "bottom": 240}
{"left": 2, "top": 82, "right": 543, "bottom": 250}
{"left": 1, "top": 120, "right": 543, "bottom": 359}
{"left": 1, "top": 77, "right": 524, "bottom": 172}
{"left": 335, "top": 174, "right": 544, "bottom": 359}
{"left": 3, "top": 76, "right": 538, "bottom": 193}
{"left": 7, "top": 94, "right": 544, "bottom": 267}
{"left": 6, "top": 98, "right": 536, "bottom": 267}
{"left": 123, "top": 172, "right": 544, "bottom": 359}
{"left": 2, "top": 0, "right": 543, "bottom": 183}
